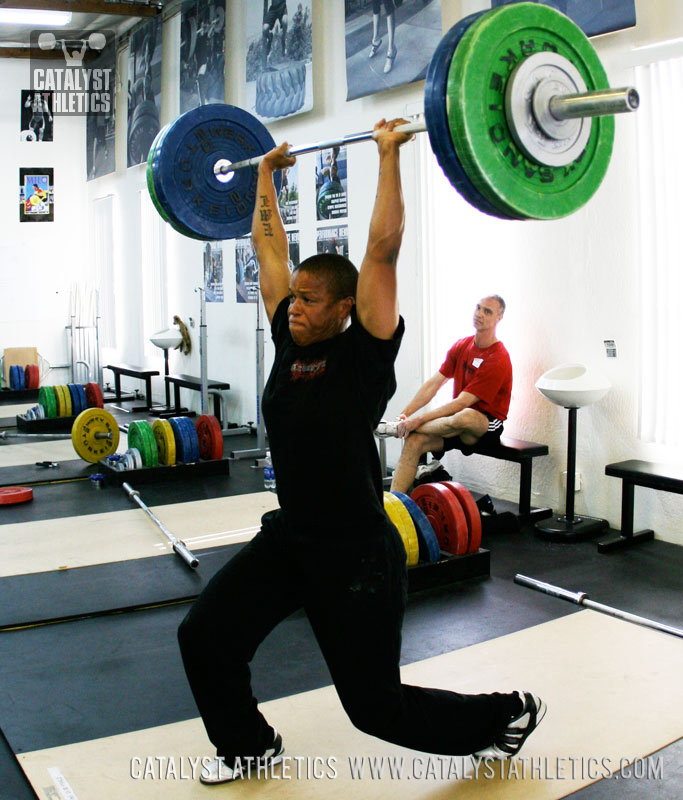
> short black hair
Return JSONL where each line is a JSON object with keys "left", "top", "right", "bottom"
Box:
{"left": 294, "top": 253, "right": 358, "bottom": 301}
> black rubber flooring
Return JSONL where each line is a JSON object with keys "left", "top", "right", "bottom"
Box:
{"left": 1, "top": 441, "right": 681, "bottom": 799}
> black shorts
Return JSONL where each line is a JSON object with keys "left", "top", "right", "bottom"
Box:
{"left": 264, "top": 1, "right": 287, "bottom": 27}
{"left": 372, "top": 0, "right": 402, "bottom": 13}
{"left": 432, "top": 413, "right": 504, "bottom": 458}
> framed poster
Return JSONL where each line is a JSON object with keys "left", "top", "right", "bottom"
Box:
{"left": 19, "top": 168, "right": 54, "bottom": 222}
{"left": 236, "top": 236, "right": 260, "bottom": 304}
{"left": 316, "top": 225, "right": 348, "bottom": 258}
{"left": 245, "top": 0, "right": 313, "bottom": 122}
{"left": 279, "top": 161, "right": 299, "bottom": 225}
{"left": 20, "top": 90, "right": 54, "bottom": 142}
{"left": 127, "top": 16, "right": 162, "bottom": 167}
{"left": 489, "top": 1, "right": 636, "bottom": 37}
{"left": 180, "top": 0, "right": 226, "bottom": 113}
{"left": 344, "top": 0, "right": 442, "bottom": 101}
{"left": 204, "top": 241, "right": 224, "bottom": 303}
{"left": 315, "top": 146, "right": 347, "bottom": 221}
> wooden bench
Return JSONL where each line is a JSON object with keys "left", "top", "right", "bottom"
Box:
{"left": 164, "top": 373, "right": 231, "bottom": 423}
{"left": 599, "top": 459, "right": 682, "bottom": 552}
{"left": 103, "top": 364, "right": 159, "bottom": 412}
{"left": 379, "top": 435, "right": 552, "bottom": 523}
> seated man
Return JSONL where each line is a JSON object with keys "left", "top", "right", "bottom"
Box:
{"left": 377, "top": 295, "right": 511, "bottom": 493}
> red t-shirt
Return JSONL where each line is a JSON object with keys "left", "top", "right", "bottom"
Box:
{"left": 439, "top": 336, "right": 512, "bottom": 420}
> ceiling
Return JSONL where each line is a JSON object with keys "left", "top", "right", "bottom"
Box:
{"left": 0, "top": 0, "right": 164, "bottom": 54}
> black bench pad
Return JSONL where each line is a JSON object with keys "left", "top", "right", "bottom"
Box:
{"left": 605, "top": 460, "right": 683, "bottom": 494}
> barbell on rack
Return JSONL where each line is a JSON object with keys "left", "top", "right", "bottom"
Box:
{"left": 147, "top": 2, "right": 640, "bottom": 237}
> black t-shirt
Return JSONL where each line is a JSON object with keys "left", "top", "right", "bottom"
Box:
{"left": 262, "top": 297, "right": 404, "bottom": 539}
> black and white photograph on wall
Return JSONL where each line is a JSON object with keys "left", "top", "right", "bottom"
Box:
{"left": 315, "top": 146, "right": 347, "bottom": 221}
{"left": 127, "top": 15, "right": 162, "bottom": 168}
{"left": 316, "top": 225, "right": 349, "bottom": 258}
{"left": 204, "top": 241, "right": 224, "bottom": 303}
{"left": 180, "top": 0, "right": 226, "bottom": 114}
{"left": 287, "top": 230, "right": 300, "bottom": 270}
{"left": 20, "top": 90, "right": 54, "bottom": 142}
{"left": 344, "top": 0, "right": 442, "bottom": 101}
{"left": 278, "top": 161, "right": 299, "bottom": 224}
{"left": 235, "top": 236, "right": 260, "bottom": 304}
{"left": 86, "top": 42, "right": 116, "bottom": 180}
{"left": 19, "top": 168, "right": 54, "bottom": 223}
{"left": 489, "top": 0, "right": 636, "bottom": 37}
{"left": 245, "top": 0, "right": 313, "bottom": 123}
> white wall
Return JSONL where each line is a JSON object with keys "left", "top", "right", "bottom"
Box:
{"left": 0, "top": 59, "right": 87, "bottom": 384}
{"left": 5, "top": 0, "right": 681, "bottom": 543}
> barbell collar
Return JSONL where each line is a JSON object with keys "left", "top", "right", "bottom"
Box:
{"left": 549, "top": 87, "right": 639, "bottom": 121}
{"left": 214, "top": 116, "right": 427, "bottom": 176}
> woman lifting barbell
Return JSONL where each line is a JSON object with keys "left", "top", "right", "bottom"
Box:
{"left": 177, "top": 118, "right": 546, "bottom": 785}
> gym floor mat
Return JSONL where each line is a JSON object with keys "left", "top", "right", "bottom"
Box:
{"left": 0, "top": 490, "right": 280, "bottom": 576}
{"left": 0, "top": 437, "right": 128, "bottom": 469}
{"left": 0, "top": 575, "right": 570, "bottom": 753}
{"left": 0, "top": 542, "right": 248, "bottom": 630}
{"left": 14, "top": 611, "right": 683, "bottom": 799}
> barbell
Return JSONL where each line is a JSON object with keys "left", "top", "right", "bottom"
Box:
{"left": 147, "top": 2, "right": 639, "bottom": 237}
{"left": 515, "top": 575, "right": 683, "bottom": 639}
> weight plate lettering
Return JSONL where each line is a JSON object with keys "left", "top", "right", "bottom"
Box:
{"left": 150, "top": 103, "right": 281, "bottom": 240}
{"left": 439, "top": 481, "right": 482, "bottom": 553}
{"left": 71, "top": 408, "right": 120, "bottom": 463}
{"left": 424, "top": 12, "right": 519, "bottom": 220}
{"left": 447, "top": 2, "right": 614, "bottom": 220}
{"left": 410, "top": 483, "right": 469, "bottom": 556}
{"left": 391, "top": 491, "right": 441, "bottom": 563}
{"left": 383, "top": 492, "right": 420, "bottom": 567}
{"left": 195, "top": 414, "right": 223, "bottom": 460}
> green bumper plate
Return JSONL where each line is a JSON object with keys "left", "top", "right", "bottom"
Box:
{"left": 447, "top": 2, "right": 614, "bottom": 220}
{"left": 127, "top": 421, "right": 159, "bottom": 468}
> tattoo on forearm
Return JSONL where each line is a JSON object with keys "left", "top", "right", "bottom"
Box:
{"left": 258, "top": 194, "right": 274, "bottom": 237}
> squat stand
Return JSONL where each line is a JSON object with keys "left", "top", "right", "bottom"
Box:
{"left": 231, "top": 297, "right": 266, "bottom": 460}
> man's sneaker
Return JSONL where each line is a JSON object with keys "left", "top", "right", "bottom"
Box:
{"left": 200, "top": 729, "right": 285, "bottom": 784}
{"left": 374, "top": 420, "right": 400, "bottom": 438}
{"left": 473, "top": 692, "right": 546, "bottom": 760}
{"left": 415, "top": 459, "right": 444, "bottom": 480}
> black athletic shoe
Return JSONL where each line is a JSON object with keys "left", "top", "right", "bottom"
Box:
{"left": 200, "top": 730, "right": 285, "bottom": 784}
{"left": 473, "top": 691, "right": 547, "bottom": 759}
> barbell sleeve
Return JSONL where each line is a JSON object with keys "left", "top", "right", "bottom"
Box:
{"left": 549, "top": 87, "right": 639, "bottom": 121}
{"left": 514, "top": 574, "right": 683, "bottom": 639}
{"left": 122, "top": 482, "right": 199, "bottom": 570}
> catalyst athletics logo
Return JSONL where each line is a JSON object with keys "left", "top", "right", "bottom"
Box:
{"left": 29, "top": 29, "right": 114, "bottom": 116}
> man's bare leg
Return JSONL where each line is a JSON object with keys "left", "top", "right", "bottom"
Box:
{"left": 390, "top": 432, "right": 443, "bottom": 493}
{"left": 390, "top": 409, "right": 489, "bottom": 494}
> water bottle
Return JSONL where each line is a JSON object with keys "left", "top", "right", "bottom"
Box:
{"left": 263, "top": 451, "right": 275, "bottom": 491}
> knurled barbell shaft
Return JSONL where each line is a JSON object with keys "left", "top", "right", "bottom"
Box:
{"left": 216, "top": 118, "right": 428, "bottom": 175}
{"left": 216, "top": 86, "right": 639, "bottom": 178}
{"left": 549, "top": 86, "right": 639, "bottom": 121}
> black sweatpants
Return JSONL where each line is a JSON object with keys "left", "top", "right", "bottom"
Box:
{"left": 178, "top": 510, "right": 519, "bottom": 765}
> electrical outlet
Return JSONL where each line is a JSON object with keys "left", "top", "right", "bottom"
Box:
{"left": 562, "top": 471, "right": 582, "bottom": 492}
